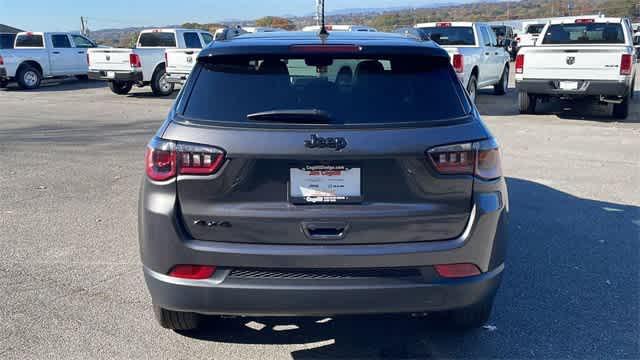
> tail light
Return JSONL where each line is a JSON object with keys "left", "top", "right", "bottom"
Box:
{"left": 620, "top": 54, "right": 632, "bottom": 75}
{"left": 515, "top": 37, "right": 520, "bottom": 42}
{"left": 145, "top": 138, "right": 225, "bottom": 181}
{"left": 0, "top": 55, "right": 4, "bottom": 65}
{"left": 437, "top": 22, "right": 452, "bottom": 28}
{"left": 169, "top": 265, "right": 216, "bottom": 280}
{"left": 129, "top": 53, "right": 142, "bottom": 68}
{"left": 435, "top": 263, "right": 480, "bottom": 278}
{"left": 427, "top": 139, "right": 502, "bottom": 180}
{"left": 452, "top": 54, "right": 464, "bottom": 73}
{"left": 575, "top": 19, "right": 595, "bottom": 24}
{"left": 515, "top": 54, "right": 524, "bottom": 74}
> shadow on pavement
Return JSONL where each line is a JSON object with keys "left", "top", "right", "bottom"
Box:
{"left": 177, "top": 178, "right": 639, "bottom": 359}
{"left": 1, "top": 78, "right": 107, "bottom": 92}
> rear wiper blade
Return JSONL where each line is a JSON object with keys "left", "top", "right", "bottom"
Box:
{"left": 246, "top": 109, "right": 333, "bottom": 124}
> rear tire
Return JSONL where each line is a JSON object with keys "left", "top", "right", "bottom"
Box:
{"left": 467, "top": 75, "right": 478, "bottom": 104}
{"left": 494, "top": 66, "right": 508, "bottom": 95}
{"left": 108, "top": 81, "right": 132, "bottom": 95}
{"left": 16, "top": 65, "right": 42, "bottom": 90}
{"left": 153, "top": 305, "right": 201, "bottom": 331}
{"left": 151, "top": 66, "right": 174, "bottom": 96}
{"left": 442, "top": 297, "right": 495, "bottom": 331}
{"left": 0, "top": 80, "right": 7, "bottom": 89}
{"left": 518, "top": 91, "right": 536, "bottom": 114}
{"left": 612, "top": 96, "right": 629, "bottom": 120}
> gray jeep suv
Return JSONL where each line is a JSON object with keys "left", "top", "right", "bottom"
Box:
{"left": 139, "top": 31, "right": 508, "bottom": 331}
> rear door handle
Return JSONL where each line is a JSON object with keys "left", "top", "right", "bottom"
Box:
{"left": 77, "top": 51, "right": 85, "bottom": 54}
{"left": 485, "top": 52, "right": 490, "bottom": 56}
{"left": 495, "top": 52, "right": 499, "bottom": 55}
{"left": 52, "top": 51, "right": 61, "bottom": 54}
{"left": 302, "top": 222, "right": 349, "bottom": 241}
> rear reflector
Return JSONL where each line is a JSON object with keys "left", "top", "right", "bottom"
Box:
{"left": 169, "top": 265, "right": 216, "bottom": 280}
{"left": 515, "top": 54, "right": 524, "bottom": 74}
{"left": 437, "top": 22, "right": 452, "bottom": 28}
{"left": 145, "top": 138, "right": 226, "bottom": 181}
{"left": 435, "top": 263, "right": 480, "bottom": 278}
{"left": 427, "top": 139, "right": 502, "bottom": 180}
{"left": 620, "top": 54, "right": 632, "bottom": 76}
{"left": 452, "top": 54, "right": 464, "bottom": 73}
{"left": 575, "top": 19, "right": 595, "bottom": 24}
{"left": 129, "top": 53, "right": 142, "bottom": 68}
{"left": 290, "top": 44, "right": 362, "bottom": 53}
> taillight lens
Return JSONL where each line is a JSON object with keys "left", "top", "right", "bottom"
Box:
{"left": 129, "top": 53, "right": 142, "bottom": 68}
{"left": 0, "top": 55, "right": 4, "bottom": 66}
{"left": 145, "top": 138, "right": 225, "bottom": 181}
{"left": 169, "top": 265, "right": 216, "bottom": 280}
{"left": 620, "top": 54, "right": 632, "bottom": 75}
{"left": 435, "top": 263, "right": 480, "bottom": 278}
{"left": 427, "top": 139, "right": 502, "bottom": 180}
{"left": 452, "top": 54, "right": 464, "bottom": 73}
{"left": 515, "top": 54, "right": 524, "bottom": 74}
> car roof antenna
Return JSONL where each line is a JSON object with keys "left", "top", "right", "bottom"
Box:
{"left": 317, "top": 0, "right": 329, "bottom": 40}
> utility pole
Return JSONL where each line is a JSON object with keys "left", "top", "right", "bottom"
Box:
{"left": 80, "top": 16, "right": 87, "bottom": 36}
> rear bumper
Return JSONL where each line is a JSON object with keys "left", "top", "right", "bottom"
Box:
{"left": 144, "top": 264, "right": 503, "bottom": 316}
{"left": 166, "top": 72, "right": 188, "bottom": 84}
{"left": 516, "top": 79, "right": 630, "bottom": 97}
{"left": 88, "top": 70, "right": 142, "bottom": 82}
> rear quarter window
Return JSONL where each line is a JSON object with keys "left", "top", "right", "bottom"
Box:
{"left": 182, "top": 55, "right": 471, "bottom": 126}
{"left": 0, "top": 34, "right": 15, "bottom": 49}
{"left": 138, "top": 32, "right": 177, "bottom": 47}
{"left": 542, "top": 23, "right": 625, "bottom": 44}
{"left": 15, "top": 34, "right": 44, "bottom": 47}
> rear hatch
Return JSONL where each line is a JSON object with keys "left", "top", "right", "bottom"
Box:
{"left": 524, "top": 22, "right": 630, "bottom": 80}
{"left": 165, "top": 50, "right": 488, "bottom": 245}
{"left": 88, "top": 48, "right": 133, "bottom": 72}
{"left": 166, "top": 48, "right": 200, "bottom": 75}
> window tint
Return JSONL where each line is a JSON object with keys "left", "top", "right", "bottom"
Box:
{"left": 0, "top": 34, "right": 15, "bottom": 49}
{"left": 15, "top": 34, "right": 44, "bottom": 47}
{"left": 138, "top": 32, "right": 177, "bottom": 47}
{"left": 71, "top": 35, "right": 95, "bottom": 48}
{"left": 183, "top": 55, "right": 469, "bottom": 126}
{"left": 201, "top": 33, "right": 213, "bottom": 45}
{"left": 542, "top": 23, "right": 625, "bottom": 44}
{"left": 418, "top": 27, "right": 475, "bottom": 46}
{"left": 526, "top": 24, "right": 545, "bottom": 34}
{"left": 183, "top": 32, "right": 202, "bottom": 48}
{"left": 480, "top": 27, "right": 493, "bottom": 46}
{"left": 51, "top": 35, "right": 72, "bottom": 48}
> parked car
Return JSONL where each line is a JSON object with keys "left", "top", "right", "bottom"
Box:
{"left": 88, "top": 29, "right": 212, "bottom": 96}
{"left": 213, "top": 26, "right": 248, "bottom": 41}
{"left": 491, "top": 25, "right": 518, "bottom": 60}
{"left": 416, "top": 22, "right": 511, "bottom": 102}
{"left": 515, "top": 23, "right": 546, "bottom": 50}
{"left": 302, "top": 25, "right": 377, "bottom": 32}
{"left": 0, "top": 32, "right": 96, "bottom": 89}
{"left": 515, "top": 17, "right": 636, "bottom": 119}
{"left": 165, "top": 31, "right": 214, "bottom": 84}
{"left": 0, "top": 33, "right": 17, "bottom": 49}
{"left": 139, "top": 31, "right": 508, "bottom": 332}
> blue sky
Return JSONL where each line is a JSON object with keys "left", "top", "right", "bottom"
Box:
{"left": 0, "top": 0, "right": 469, "bottom": 32}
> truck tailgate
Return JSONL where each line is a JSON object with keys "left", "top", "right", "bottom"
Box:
{"left": 523, "top": 46, "right": 629, "bottom": 80}
{"left": 166, "top": 48, "right": 200, "bottom": 74}
{"left": 88, "top": 48, "right": 133, "bottom": 72}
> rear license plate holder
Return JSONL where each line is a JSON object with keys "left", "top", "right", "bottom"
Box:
{"left": 559, "top": 81, "right": 579, "bottom": 91}
{"left": 290, "top": 165, "right": 362, "bottom": 204}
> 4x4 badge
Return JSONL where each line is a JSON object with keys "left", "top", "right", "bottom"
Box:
{"left": 304, "top": 134, "right": 347, "bottom": 151}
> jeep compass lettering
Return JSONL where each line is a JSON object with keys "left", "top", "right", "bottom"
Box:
{"left": 139, "top": 31, "right": 509, "bottom": 331}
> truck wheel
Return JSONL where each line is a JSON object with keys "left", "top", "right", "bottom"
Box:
{"left": 518, "top": 91, "right": 536, "bottom": 114}
{"left": 108, "top": 81, "right": 133, "bottom": 95}
{"left": 443, "top": 297, "right": 495, "bottom": 331}
{"left": 494, "top": 66, "right": 508, "bottom": 95}
{"left": 0, "top": 80, "right": 7, "bottom": 89}
{"left": 612, "top": 97, "right": 629, "bottom": 120}
{"left": 467, "top": 75, "right": 478, "bottom": 104}
{"left": 153, "top": 305, "right": 201, "bottom": 331}
{"left": 151, "top": 66, "right": 174, "bottom": 96}
{"left": 17, "top": 65, "right": 42, "bottom": 90}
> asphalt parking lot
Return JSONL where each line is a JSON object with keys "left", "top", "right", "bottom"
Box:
{"left": 1, "top": 72, "right": 639, "bottom": 359}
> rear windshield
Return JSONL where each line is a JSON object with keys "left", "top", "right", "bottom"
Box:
{"left": 492, "top": 26, "right": 507, "bottom": 36}
{"left": 542, "top": 23, "right": 625, "bottom": 44}
{"left": 0, "top": 34, "right": 15, "bottom": 49}
{"left": 183, "top": 55, "right": 469, "bottom": 126}
{"left": 15, "top": 34, "right": 44, "bottom": 47}
{"left": 138, "top": 32, "right": 176, "bottom": 47}
{"left": 526, "top": 24, "right": 545, "bottom": 34}
{"left": 417, "top": 27, "right": 475, "bottom": 46}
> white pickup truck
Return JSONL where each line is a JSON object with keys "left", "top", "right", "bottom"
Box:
{"left": 88, "top": 28, "right": 212, "bottom": 96}
{"left": 0, "top": 32, "right": 97, "bottom": 89}
{"left": 165, "top": 30, "right": 215, "bottom": 84}
{"left": 416, "top": 22, "right": 511, "bottom": 102}
{"left": 515, "top": 17, "right": 636, "bottom": 119}
{"left": 515, "top": 23, "right": 546, "bottom": 50}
